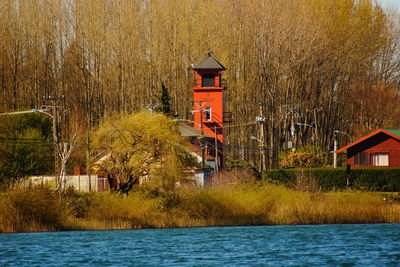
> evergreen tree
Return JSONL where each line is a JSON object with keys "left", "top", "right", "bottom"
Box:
{"left": 158, "top": 82, "right": 171, "bottom": 116}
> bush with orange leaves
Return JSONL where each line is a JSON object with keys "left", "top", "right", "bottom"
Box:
{"left": 280, "top": 152, "right": 321, "bottom": 169}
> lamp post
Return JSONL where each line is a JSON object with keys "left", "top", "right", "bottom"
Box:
{"left": 333, "top": 130, "right": 351, "bottom": 168}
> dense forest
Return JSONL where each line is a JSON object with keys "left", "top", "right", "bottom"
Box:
{"left": 1, "top": 0, "right": 400, "bottom": 170}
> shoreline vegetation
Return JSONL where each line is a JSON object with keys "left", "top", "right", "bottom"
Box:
{"left": 1, "top": 183, "right": 399, "bottom": 234}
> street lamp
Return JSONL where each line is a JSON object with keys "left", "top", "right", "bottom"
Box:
{"left": 334, "top": 130, "right": 351, "bottom": 138}
{"left": 250, "top": 135, "right": 263, "bottom": 143}
{"left": 295, "top": 122, "right": 315, "bottom": 129}
{"left": 333, "top": 130, "right": 352, "bottom": 168}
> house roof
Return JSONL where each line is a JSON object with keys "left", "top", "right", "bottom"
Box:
{"left": 192, "top": 55, "right": 226, "bottom": 71}
{"left": 185, "top": 141, "right": 215, "bottom": 161}
{"left": 383, "top": 129, "right": 400, "bottom": 138}
{"left": 178, "top": 123, "right": 203, "bottom": 137}
{"left": 178, "top": 122, "right": 212, "bottom": 138}
{"left": 92, "top": 153, "right": 111, "bottom": 171}
{"left": 336, "top": 129, "right": 400, "bottom": 154}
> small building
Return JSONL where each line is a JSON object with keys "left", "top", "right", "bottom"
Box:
{"left": 190, "top": 51, "right": 227, "bottom": 171}
{"left": 336, "top": 129, "right": 400, "bottom": 167}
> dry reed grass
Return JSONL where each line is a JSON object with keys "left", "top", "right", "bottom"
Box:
{"left": 0, "top": 186, "right": 66, "bottom": 233}
{"left": 0, "top": 184, "right": 399, "bottom": 233}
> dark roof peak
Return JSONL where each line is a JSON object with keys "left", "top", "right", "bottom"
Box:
{"left": 336, "top": 128, "right": 400, "bottom": 153}
{"left": 192, "top": 54, "right": 226, "bottom": 71}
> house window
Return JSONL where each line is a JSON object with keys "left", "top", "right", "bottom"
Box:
{"left": 360, "top": 152, "right": 366, "bottom": 166}
{"left": 370, "top": 152, "right": 389, "bottom": 166}
{"left": 204, "top": 107, "right": 212, "bottom": 121}
{"left": 202, "top": 74, "right": 215, "bottom": 87}
{"left": 354, "top": 152, "right": 367, "bottom": 166}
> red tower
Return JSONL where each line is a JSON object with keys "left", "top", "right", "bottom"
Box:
{"left": 192, "top": 52, "right": 226, "bottom": 170}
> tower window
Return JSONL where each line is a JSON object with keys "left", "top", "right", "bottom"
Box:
{"left": 205, "top": 107, "right": 212, "bottom": 121}
{"left": 202, "top": 74, "right": 215, "bottom": 87}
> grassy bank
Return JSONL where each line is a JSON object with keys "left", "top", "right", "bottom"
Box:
{"left": 0, "top": 185, "right": 399, "bottom": 233}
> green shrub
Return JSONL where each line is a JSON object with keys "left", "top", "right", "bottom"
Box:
{"left": 263, "top": 168, "right": 347, "bottom": 191}
{"left": 350, "top": 168, "right": 400, "bottom": 192}
{"left": 263, "top": 168, "right": 400, "bottom": 192}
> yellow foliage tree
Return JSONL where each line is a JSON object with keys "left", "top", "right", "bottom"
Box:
{"left": 93, "top": 111, "right": 188, "bottom": 193}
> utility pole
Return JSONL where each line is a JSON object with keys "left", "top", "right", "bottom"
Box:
{"left": 333, "top": 134, "right": 338, "bottom": 168}
{"left": 42, "top": 96, "right": 64, "bottom": 183}
{"left": 333, "top": 130, "right": 351, "bottom": 168}
{"left": 256, "top": 103, "right": 266, "bottom": 171}
{"left": 0, "top": 100, "right": 65, "bottom": 187}
{"left": 87, "top": 113, "right": 92, "bottom": 192}
{"left": 290, "top": 119, "right": 296, "bottom": 152}
{"left": 313, "top": 107, "right": 318, "bottom": 146}
{"left": 214, "top": 125, "right": 219, "bottom": 174}
{"left": 259, "top": 104, "right": 265, "bottom": 171}
{"left": 192, "top": 100, "right": 212, "bottom": 169}
{"left": 199, "top": 102, "right": 205, "bottom": 168}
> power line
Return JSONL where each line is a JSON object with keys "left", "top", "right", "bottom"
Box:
{"left": 0, "top": 138, "right": 51, "bottom": 141}
{"left": 215, "top": 121, "right": 256, "bottom": 129}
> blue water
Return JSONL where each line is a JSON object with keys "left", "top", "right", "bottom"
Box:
{"left": 1, "top": 224, "right": 399, "bottom": 266}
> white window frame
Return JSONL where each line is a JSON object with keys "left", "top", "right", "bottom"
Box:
{"left": 370, "top": 152, "right": 389, "bottom": 167}
{"left": 205, "top": 106, "right": 212, "bottom": 121}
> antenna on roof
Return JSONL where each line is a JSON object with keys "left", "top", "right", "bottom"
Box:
{"left": 207, "top": 49, "right": 214, "bottom": 57}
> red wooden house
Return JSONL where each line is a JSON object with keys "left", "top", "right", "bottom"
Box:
{"left": 336, "top": 129, "right": 400, "bottom": 167}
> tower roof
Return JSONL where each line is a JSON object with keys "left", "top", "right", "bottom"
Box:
{"left": 192, "top": 55, "right": 226, "bottom": 71}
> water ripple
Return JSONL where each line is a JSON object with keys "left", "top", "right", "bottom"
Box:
{"left": 1, "top": 224, "right": 399, "bottom": 266}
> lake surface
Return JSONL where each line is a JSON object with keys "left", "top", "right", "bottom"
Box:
{"left": 1, "top": 224, "right": 399, "bottom": 266}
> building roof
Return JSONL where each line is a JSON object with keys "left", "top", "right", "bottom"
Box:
{"left": 92, "top": 153, "right": 111, "bottom": 171}
{"left": 178, "top": 123, "right": 203, "bottom": 137}
{"left": 336, "top": 129, "right": 400, "bottom": 154}
{"left": 383, "top": 129, "right": 400, "bottom": 138}
{"left": 178, "top": 122, "right": 213, "bottom": 138}
{"left": 185, "top": 141, "right": 215, "bottom": 161}
{"left": 192, "top": 55, "right": 226, "bottom": 71}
